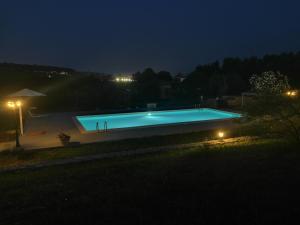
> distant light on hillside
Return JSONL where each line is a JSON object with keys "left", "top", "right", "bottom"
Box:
{"left": 115, "top": 77, "right": 134, "bottom": 83}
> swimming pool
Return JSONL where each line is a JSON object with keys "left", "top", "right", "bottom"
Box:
{"left": 75, "top": 108, "right": 241, "bottom": 132}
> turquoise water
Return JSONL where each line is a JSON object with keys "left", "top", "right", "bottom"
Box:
{"left": 76, "top": 108, "right": 241, "bottom": 131}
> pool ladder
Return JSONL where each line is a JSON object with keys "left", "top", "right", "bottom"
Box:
{"left": 104, "top": 121, "right": 108, "bottom": 132}
{"left": 96, "top": 121, "right": 108, "bottom": 133}
{"left": 194, "top": 104, "right": 201, "bottom": 108}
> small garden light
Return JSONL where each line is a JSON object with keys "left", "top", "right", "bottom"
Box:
{"left": 217, "top": 131, "right": 225, "bottom": 139}
{"left": 286, "top": 90, "right": 297, "bottom": 97}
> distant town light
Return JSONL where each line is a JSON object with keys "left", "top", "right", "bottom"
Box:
{"left": 115, "top": 77, "right": 133, "bottom": 83}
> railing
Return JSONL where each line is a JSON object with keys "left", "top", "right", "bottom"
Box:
{"left": 96, "top": 121, "right": 108, "bottom": 133}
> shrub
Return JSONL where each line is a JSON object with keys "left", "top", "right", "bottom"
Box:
{"left": 247, "top": 71, "right": 300, "bottom": 142}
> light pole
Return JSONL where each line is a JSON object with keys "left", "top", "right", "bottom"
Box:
{"left": 7, "top": 100, "right": 23, "bottom": 148}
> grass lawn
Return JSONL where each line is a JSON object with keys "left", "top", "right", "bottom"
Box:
{"left": 1, "top": 137, "right": 300, "bottom": 225}
{"left": 0, "top": 130, "right": 216, "bottom": 169}
{"left": 0, "top": 122, "right": 264, "bottom": 170}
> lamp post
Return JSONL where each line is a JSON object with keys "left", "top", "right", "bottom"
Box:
{"left": 16, "top": 101, "right": 23, "bottom": 135}
{"left": 7, "top": 100, "right": 23, "bottom": 148}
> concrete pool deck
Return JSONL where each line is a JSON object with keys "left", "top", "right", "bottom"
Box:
{"left": 19, "top": 112, "right": 240, "bottom": 150}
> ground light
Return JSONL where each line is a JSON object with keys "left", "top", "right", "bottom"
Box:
{"left": 286, "top": 90, "right": 297, "bottom": 97}
{"left": 217, "top": 131, "right": 225, "bottom": 140}
{"left": 7, "top": 100, "right": 23, "bottom": 148}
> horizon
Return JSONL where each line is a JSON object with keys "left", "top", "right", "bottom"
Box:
{"left": 1, "top": 50, "right": 300, "bottom": 75}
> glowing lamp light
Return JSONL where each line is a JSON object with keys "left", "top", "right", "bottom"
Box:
{"left": 286, "top": 90, "right": 297, "bottom": 97}
{"left": 217, "top": 131, "right": 225, "bottom": 139}
{"left": 16, "top": 101, "right": 22, "bottom": 107}
{"left": 147, "top": 112, "right": 152, "bottom": 116}
{"left": 7, "top": 100, "right": 22, "bottom": 108}
{"left": 7, "top": 101, "right": 16, "bottom": 108}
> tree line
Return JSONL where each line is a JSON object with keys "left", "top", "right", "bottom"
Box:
{"left": 183, "top": 52, "right": 300, "bottom": 98}
{"left": 1, "top": 51, "right": 300, "bottom": 111}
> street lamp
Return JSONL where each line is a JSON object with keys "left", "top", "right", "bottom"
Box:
{"left": 7, "top": 100, "right": 23, "bottom": 148}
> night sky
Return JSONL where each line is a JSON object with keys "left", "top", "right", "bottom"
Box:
{"left": 1, "top": 0, "right": 300, "bottom": 74}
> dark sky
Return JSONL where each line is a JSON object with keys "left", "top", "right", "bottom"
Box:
{"left": 1, "top": 0, "right": 300, "bottom": 74}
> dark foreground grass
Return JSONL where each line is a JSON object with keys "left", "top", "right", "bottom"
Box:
{"left": 0, "top": 123, "right": 263, "bottom": 170}
{"left": 0, "top": 138, "right": 300, "bottom": 225}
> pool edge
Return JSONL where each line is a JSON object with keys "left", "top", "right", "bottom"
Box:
{"left": 73, "top": 108, "right": 242, "bottom": 134}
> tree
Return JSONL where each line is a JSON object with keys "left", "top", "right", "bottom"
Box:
{"left": 132, "top": 68, "right": 160, "bottom": 104}
{"left": 208, "top": 73, "right": 228, "bottom": 96}
{"left": 157, "top": 71, "right": 173, "bottom": 82}
{"left": 183, "top": 61, "right": 221, "bottom": 99}
{"left": 247, "top": 71, "right": 300, "bottom": 142}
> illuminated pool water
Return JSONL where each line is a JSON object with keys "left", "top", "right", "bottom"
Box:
{"left": 76, "top": 108, "right": 241, "bottom": 132}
